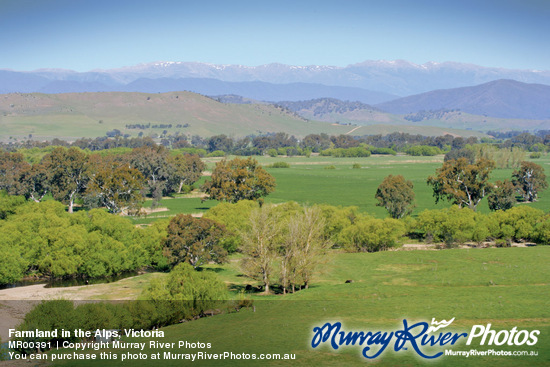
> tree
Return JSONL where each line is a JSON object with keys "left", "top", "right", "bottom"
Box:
{"left": 375, "top": 175, "right": 415, "bottom": 218}
{"left": 512, "top": 161, "right": 548, "bottom": 202}
{"left": 163, "top": 214, "right": 228, "bottom": 269}
{"left": 240, "top": 205, "right": 283, "bottom": 294}
{"left": 19, "top": 162, "right": 49, "bottom": 203}
{"left": 169, "top": 153, "right": 205, "bottom": 193}
{"left": 86, "top": 155, "right": 145, "bottom": 214}
{"left": 42, "top": 147, "right": 89, "bottom": 213}
{"left": 487, "top": 180, "right": 516, "bottom": 211}
{"left": 128, "top": 145, "right": 172, "bottom": 207}
{"left": 427, "top": 158, "right": 495, "bottom": 211}
{"left": 202, "top": 157, "right": 275, "bottom": 203}
{"left": 0, "top": 152, "right": 30, "bottom": 196}
{"left": 207, "top": 134, "right": 233, "bottom": 153}
{"left": 444, "top": 148, "right": 475, "bottom": 163}
{"left": 280, "top": 207, "right": 328, "bottom": 293}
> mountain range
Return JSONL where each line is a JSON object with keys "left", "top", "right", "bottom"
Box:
{"left": 2, "top": 60, "right": 550, "bottom": 100}
{"left": 1, "top": 60, "right": 550, "bottom": 126}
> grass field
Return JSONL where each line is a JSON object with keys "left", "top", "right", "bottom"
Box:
{"left": 132, "top": 153, "right": 550, "bottom": 224}
{"left": 48, "top": 246, "right": 550, "bottom": 366}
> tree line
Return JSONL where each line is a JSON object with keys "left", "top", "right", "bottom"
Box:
{"left": 3, "top": 130, "right": 549, "bottom": 157}
{"left": 0, "top": 146, "right": 205, "bottom": 213}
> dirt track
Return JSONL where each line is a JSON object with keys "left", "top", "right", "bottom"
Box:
{"left": 0, "top": 275, "right": 150, "bottom": 342}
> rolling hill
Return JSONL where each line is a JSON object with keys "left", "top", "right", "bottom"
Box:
{"left": 0, "top": 92, "right": 489, "bottom": 141}
{"left": 0, "top": 92, "right": 352, "bottom": 140}
{"left": 376, "top": 79, "right": 550, "bottom": 120}
{"left": 273, "top": 97, "right": 549, "bottom": 132}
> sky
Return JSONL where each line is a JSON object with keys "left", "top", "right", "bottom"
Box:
{"left": 1, "top": 0, "right": 549, "bottom": 71}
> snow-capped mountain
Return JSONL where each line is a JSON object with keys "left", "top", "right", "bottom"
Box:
{"left": 1, "top": 60, "right": 550, "bottom": 103}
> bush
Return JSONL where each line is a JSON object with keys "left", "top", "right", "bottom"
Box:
{"left": 175, "top": 147, "right": 207, "bottom": 157}
{"left": 0, "top": 191, "right": 26, "bottom": 220}
{"left": 489, "top": 206, "right": 545, "bottom": 242}
{"left": 416, "top": 206, "right": 479, "bottom": 245}
{"left": 338, "top": 215, "right": 405, "bottom": 252}
{"left": 12, "top": 300, "right": 78, "bottom": 353}
{"left": 371, "top": 147, "right": 397, "bottom": 155}
{"left": 267, "top": 148, "right": 278, "bottom": 157}
{"left": 320, "top": 147, "right": 371, "bottom": 158}
{"left": 533, "top": 215, "right": 550, "bottom": 245}
{"left": 352, "top": 163, "right": 361, "bottom": 169}
{"left": 407, "top": 145, "right": 443, "bottom": 156}
{"left": 269, "top": 162, "right": 291, "bottom": 168}
{"left": 325, "top": 165, "right": 336, "bottom": 170}
{"left": 207, "top": 150, "right": 226, "bottom": 157}
{"left": 142, "top": 263, "right": 228, "bottom": 322}
{"left": 204, "top": 200, "right": 259, "bottom": 253}
{"left": 74, "top": 302, "right": 132, "bottom": 334}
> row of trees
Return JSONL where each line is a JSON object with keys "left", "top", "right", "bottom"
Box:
{"left": 5, "top": 130, "right": 549, "bottom": 156}
{"left": 428, "top": 159, "right": 547, "bottom": 211}
{"left": 0, "top": 146, "right": 205, "bottom": 213}
{"left": 374, "top": 159, "right": 547, "bottom": 220}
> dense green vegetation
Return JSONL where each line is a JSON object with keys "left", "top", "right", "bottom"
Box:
{"left": 0, "top": 199, "right": 167, "bottom": 283}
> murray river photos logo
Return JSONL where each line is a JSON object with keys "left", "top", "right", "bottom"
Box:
{"left": 311, "top": 318, "right": 540, "bottom": 360}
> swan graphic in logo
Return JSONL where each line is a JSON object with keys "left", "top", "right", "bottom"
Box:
{"left": 427, "top": 318, "right": 455, "bottom": 333}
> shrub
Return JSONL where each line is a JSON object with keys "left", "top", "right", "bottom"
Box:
{"left": 269, "top": 162, "right": 291, "bottom": 168}
{"left": 320, "top": 147, "right": 371, "bottom": 158}
{"left": 416, "top": 206, "right": 479, "bottom": 245}
{"left": 352, "top": 163, "right": 361, "bottom": 169}
{"left": 533, "top": 215, "right": 550, "bottom": 245}
{"left": 142, "top": 263, "right": 228, "bottom": 322}
{"left": 12, "top": 300, "right": 78, "bottom": 353}
{"left": 371, "top": 147, "right": 397, "bottom": 155}
{"left": 407, "top": 145, "right": 443, "bottom": 156}
{"left": 490, "top": 206, "right": 545, "bottom": 242}
{"left": 338, "top": 215, "right": 405, "bottom": 252}
{"left": 74, "top": 302, "right": 132, "bottom": 334}
{"left": 206, "top": 150, "right": 226, "bottom": 157}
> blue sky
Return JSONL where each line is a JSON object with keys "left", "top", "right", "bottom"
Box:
{"left": 1, "top": 0, "right": 549, "bottom": 71}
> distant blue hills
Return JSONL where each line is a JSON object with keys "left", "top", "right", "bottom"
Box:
{"left": 1, "top": 60, "right": 550, "bottom": 120}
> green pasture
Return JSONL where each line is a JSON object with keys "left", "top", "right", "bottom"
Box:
{"left": 50, "top": 247, "right": 550, "bottom": 366}
{"left": 132, "top": 153, "right": 550, "bottom": 224}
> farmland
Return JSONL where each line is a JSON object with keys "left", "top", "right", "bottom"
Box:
{"left": 42, "top": 246, "right": 550, "bottom": 366}
{"left": 132, "top": 153, "right": 550, "bottom": 225}
{"left": 2, "top": 137, "right": 549, "bottom": 366}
